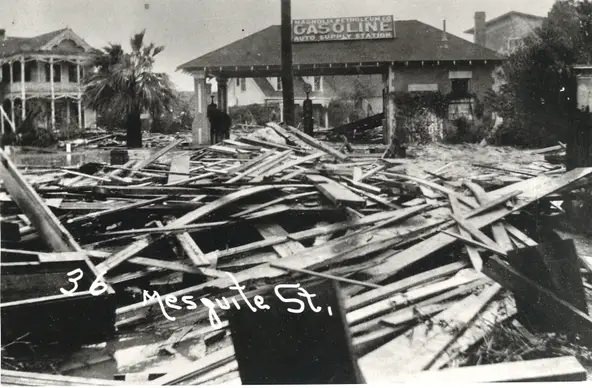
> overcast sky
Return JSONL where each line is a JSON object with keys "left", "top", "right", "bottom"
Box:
{"left": 1, "top": 0, "right": 555, "bottom": 90}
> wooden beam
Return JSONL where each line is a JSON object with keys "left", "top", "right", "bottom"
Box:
{"left": 95, "top": 185, "right": 276, "bottom": 275}
{"left": 483, "top": 256, "right": 592, "bottom": 344}
{"left": 0, "top": 370, "right": 120, "bottom": 386}
{"left": 0, "top": 150, "right": 81, "bottom": 252}
{"left": 272, "top": 123, "right": 349, "bottom": 161}
{"left": 392, "top": 356, "right": 586, "bottom": 382}
{"left": 359, "top": 284, "right": 502, "bottom": 381}
{"left": 362, "top": 168, "right": 592, "bottom": 282}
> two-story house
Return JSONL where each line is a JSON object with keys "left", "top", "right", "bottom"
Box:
{"left": 464, "top": 11, "right": 545, "bottom": 55}
{"left": 0, "top": 28, "right": 97, "bottom": 134}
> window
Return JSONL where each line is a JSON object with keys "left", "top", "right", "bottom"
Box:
{"left": 45, "top": 63, "right": 61, "bottom": 82}
{"left": 24, "top": 61, "right": 35, "bottom": 82}
{"left": 236, "top": 78, "right": 240, "bottom": 87}
{"left": 450, "top": 78, "right": 470, "bottom": 98}
{"left": 53, "top": 63, "right": 61, "bottom": 82}
{"left": 313, "top": 76, "right": 322, "bottom": 92}
{"left": 68, "top": 63, "right": 78, "bottom": 83}
{"left": 12, "top": 62, "right": 20, "bottom": 82}
{"left": 240, "top": 78, "right": 246, "bottom": 91}
{"left": 507, "top": 38, "right": 523, "bottom": 53}
{"left": 44, "top": 63, "right": 51, "bottom": 82}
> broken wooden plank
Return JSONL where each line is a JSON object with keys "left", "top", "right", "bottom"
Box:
{"left": 307, "top": 174, "right": 366, "bottom": 207}
{"left": 359, "top": 284, "right": 502, "bottom": 381}
{"left": 483, "top": 255, "right": 592, "bottom": 344}
{"left": 429, "top": 293, "right": 516, "bottom": 370}
{"left": 66, "top": 195, "right": 169, "bottom": 225}
{"left": 255, "top": 223, "right": 305, "bottom": 257}
{"left": 277, "top": 123, "right": 349, "bottom": 161}
{"left": 166, "top": 154, "right": 191, "bottom": 185}
{"left": 0, "top": 150, "right": 82, "bottom": 252}
{"left": 362, "top": 168, "right": 592, "bottom": 282}
{"left": 393, "top": 356, "right": 586, "bottom": 382}
{"left": 449, "top": 195, "right": 483, "bottom": 271}
{"left": 346, "top": 261, "right": 467, "bottom": 312}
{"left": 95, "top": 185, "right": 276, "bottom": 275}
{"left": 270, "top": 263, "right": 381, "bottom": 289}
{"left": 0, "top": 370, "right": 121, "bottom": 385}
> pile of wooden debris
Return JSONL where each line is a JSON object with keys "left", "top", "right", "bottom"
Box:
{"left": 1, "top": 122, "right": 591, "bottom": 384}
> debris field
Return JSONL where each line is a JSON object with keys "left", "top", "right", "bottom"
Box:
{"left": 1, "top": 122, "right": 591, "bottom": 384}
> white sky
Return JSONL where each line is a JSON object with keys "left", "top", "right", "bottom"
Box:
{"left": 1, "top": 0, "right": 555, "bottom": 91}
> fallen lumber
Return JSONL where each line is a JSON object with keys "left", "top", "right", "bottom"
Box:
{"left": 0, "top": 369, "right": 121, "bottom": 385}
{"left": 362, "top": 168, "right": 592, "bottom": 282}
{"left": 483, "top": 256, "right": 592, "bottom": 344}
{"left": 307, "top": 174, "right": 366, "bottom": 207}
{"left": 359, "top": 284, "right": 502, "bottom": 381}
{"left": 272, "top": 123, "right": 349, "bottom": 161}
{"left": 0, "top": 150, "right": 83, "bottom": 252}
{"left": 95, "top": 185, "right": 276, "bottom": 275}
{"left": 392, "top": 356, "right": 586, "bottom": 382}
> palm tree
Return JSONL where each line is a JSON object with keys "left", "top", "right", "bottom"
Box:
{"left": 84, "top": 31, "right": 175, "bottom": 148}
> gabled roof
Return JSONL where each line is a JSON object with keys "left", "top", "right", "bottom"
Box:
{"left": 252, "top": 76, "right": 337, "bottom": 99}
{"left": 178, "top": 20, "right": 503, "bottom": 73}
{"left": 465, "top": 11, "right": 545, "bottom": 34}
{"left": 0, "top": 28, "right": 94, "bottom": 58}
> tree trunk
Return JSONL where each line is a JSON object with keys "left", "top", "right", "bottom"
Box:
{"left": 126, "top": 111, "right": 142, "bottom": 148}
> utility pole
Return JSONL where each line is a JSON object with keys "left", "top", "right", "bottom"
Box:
{"left": 281, "top": 0, "right": 295, "bottom": 126}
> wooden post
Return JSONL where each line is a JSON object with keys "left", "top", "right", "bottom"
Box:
{"left": 50, "top": 57, "right": 55, "bottom": 130}
{"left": 66, "top": 98, "right": 71, "bottom": 129}
{"left": 217, "top": 77, "right": 228, "bottom": 113}
{"left": 567, "top": 66, "right": 592, "bottom": 169}
{"left": 20, "top": 56, "right": 26, "bottom": 121}
{"left": 10, "top": 98, "right": 15, "bottom": 130}
{"left": 324, "top": 107, "right": 329, "bottom": 128}
{"left": 280, "top": 0, "right": 295, "bottom": 126}
{"left": 9, "top": 61, "right": 14, "bottom": 129}
{"left": 382, "top": 65, "right": 396, "bottom": 144}
{"left": 192, "top": 70, "right": 210, "bottom": 146}
{"left": 77, "top": 62, "right": 82, "bottom": 129}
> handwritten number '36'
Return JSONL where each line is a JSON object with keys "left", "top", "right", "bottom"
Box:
{"left": 60, "top": 268, "right": 108, "bottom": 296}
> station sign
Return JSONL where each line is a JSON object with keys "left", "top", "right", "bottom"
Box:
{"left": 292, "top": 15, "right": 395, "bottom": 43}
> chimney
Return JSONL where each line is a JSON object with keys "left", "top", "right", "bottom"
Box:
{"left": 474, "top": 11, "right": 486, "bottom": 47}
{"left": 0, "top": 29, "right": 5, "bottom": 41}
{"left": 440, "top": 20, "right": 448, "bottom": 48}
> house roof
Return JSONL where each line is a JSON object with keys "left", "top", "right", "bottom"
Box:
{"left": 0, "top": 28, "right": 94, "bottom": 58}
{"left": 464, "top": 11, "right": 545, "bottom": 34}
{"left": 252, "top": 76, "right": 337, "bottom": 99}
{"left": 178, "top": 20, "right": 503, "bottom": 73}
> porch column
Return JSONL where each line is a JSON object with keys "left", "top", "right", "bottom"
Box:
{"left": 9, "top": 61, "right": 13, "bottom": 126}
{"left": 382, "top": 64, "right": 396, "bottom": 144}
{"left": 10, "top": 99, "right": 15, "bottom": 130}
{"left": 20, "top": 56, "right": 26, "bottom": 121}
{"left": 217, "top": 77, "right": 228, "bottom": 113}
{"left": 324, "top": 107, "right": 329, "bottom": 128}
{"left": 66, "top": 98, "right": 71, "bottom": 129}
{"left": 77, "top": 61, "right": 82, "bottom": 129}
{"left": 192, "top": 70, "right": 210, "bottom": 146}
{"left": 50, "top": 57, "right": 55, "bottom": 130}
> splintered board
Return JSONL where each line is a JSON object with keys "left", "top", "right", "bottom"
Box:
{"left": 307, "top": 174, "right": 366, "bottom": 207}
{"left": 227, "top": 280, "right": 363, "bottom": 384}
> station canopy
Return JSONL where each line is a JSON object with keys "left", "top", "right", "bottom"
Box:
{"left": 178, "top": 20, "right": 503, "bottom": 78}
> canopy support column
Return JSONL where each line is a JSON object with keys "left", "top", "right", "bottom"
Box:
{"left": 20, "top": 56, "right": 26, "bottom": 122}
{"left": 192, "top": 70, "right": 210, "bottom": 146}
{"left": 217, "top": 77, "right": 228, "bottom": 113}
{"left": 382, "top": 64, "right": 397, "bottom": 144}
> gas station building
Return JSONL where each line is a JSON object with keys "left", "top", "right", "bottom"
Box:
{"left": 178, "top": 16, "right": 503, "bottom": 145}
